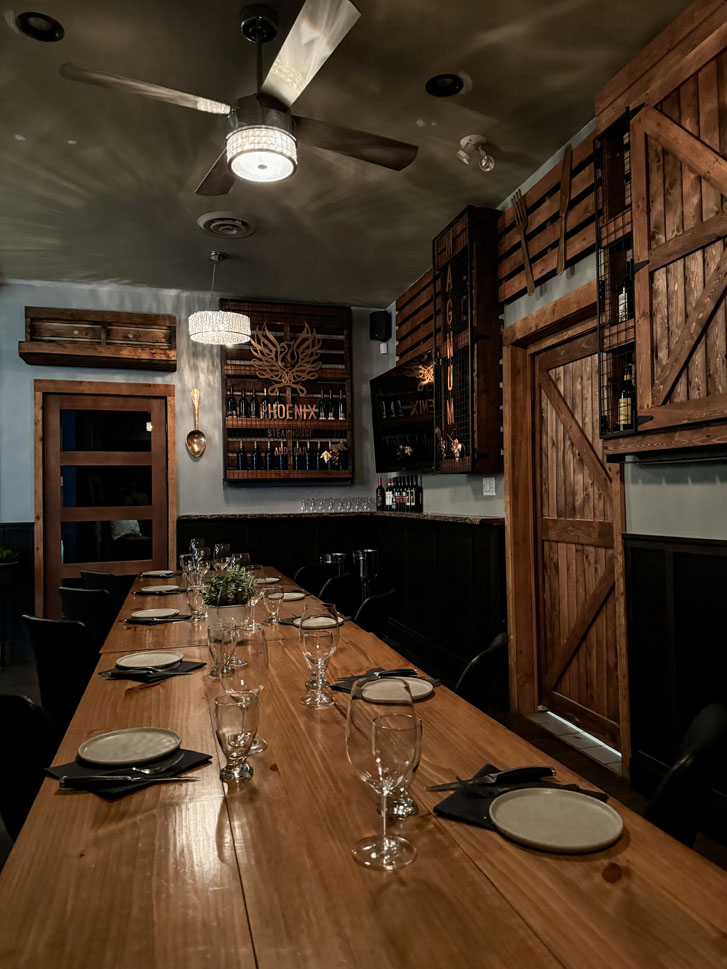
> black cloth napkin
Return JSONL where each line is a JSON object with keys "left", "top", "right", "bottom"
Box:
{"left": 99, "top": 660, "right": 206, "bottom": 684}
{"left": 46, "top": 748, "right": 212, "bottom": 800}
{"left": 123, "top": 614, "right": 194, "bottom": 625}
{"left": 331, "top": 668, "right": 442, "bottom": 694}
{"left": 134, "top": 588, "right": 183, "bottom": 597}
{"left": 433, "top": 762, "right": 609, "bottom": 831}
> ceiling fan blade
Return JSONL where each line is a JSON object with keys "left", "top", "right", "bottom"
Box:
{"left": 261, "top": 0, "right": 360, "bottom": 106}
{"left": 60, "top": 63, "right": 231, "bottom": 115}
{"left": 195, "top": 150, "right": 236, "bottom": 196}
{"left": 294, "top": 116, "right": 417, "bottom": 171}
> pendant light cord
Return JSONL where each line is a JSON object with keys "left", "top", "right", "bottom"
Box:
{"left": 209, "top": 258, "right": 218, "bottom": 312}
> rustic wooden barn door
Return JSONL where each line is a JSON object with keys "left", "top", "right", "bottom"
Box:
{"left": 630, "top": 41, "right": 727, "bottom": 431}
{"left": 534, "top": 329, "right": 621, "bottom": 747}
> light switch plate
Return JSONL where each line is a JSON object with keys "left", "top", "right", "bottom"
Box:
{"left": 482, "top": 476, "right": 496, "bottom": 497}
{"left": 379, "top": 342, "right": 388, "bottom": 354}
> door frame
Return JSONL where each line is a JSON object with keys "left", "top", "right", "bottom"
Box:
{"left": 502, "top": 281, "right": 631, "bottom": 768}
{"left": 33, "top": 379, "right": 176, "bottom": 615}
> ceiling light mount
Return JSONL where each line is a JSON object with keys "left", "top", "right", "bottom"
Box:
{"left": 457, "top": 134, "right": 495, "bottom": 173}
{"left": 425, "top": 73, "right": 464, "bottom": 98}
{"left": 240, "top": 4, "right": 278, "bottom": 44}
{"left": 16, "top": 11, "right": 64, "bottom": 42}
{"left": 189, "top": 251, "right": 251, "bottom": 346}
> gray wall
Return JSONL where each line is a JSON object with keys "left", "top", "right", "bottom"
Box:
{"left": 0, "top": 279, "right": 391, "bottom": 521}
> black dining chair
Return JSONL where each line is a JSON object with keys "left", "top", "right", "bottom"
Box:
{"left": 80, "top": 570, "right": 134, "bottom": 613}
{"left": 455, "top": 631, "right": 510, "bottom": 712}
{"left": 293, "top": 563, "right": 339, "bottom": 598}
{"left": 22, "top": 615, "right": 99, "bottom": 731}
{"left": 353, "top": 589, "right": 397, "bottom": 637}
{"left": 319, "top": 572, "right": 361, "bottom": 618}
{"left": 58, "top": 586, "right": 116, "bottom": 650}
{"left": 645, "top": 703, "right": 727, "bottom": 846}
{"left": 0, "top": 693, "right": 60, "bottom": 841}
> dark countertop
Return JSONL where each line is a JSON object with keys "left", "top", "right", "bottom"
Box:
{"left": 179, "top": 512, "right": 504, "bottom": 525}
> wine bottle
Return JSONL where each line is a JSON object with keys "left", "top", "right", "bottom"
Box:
{"left": 395, "top": 396, "right": 404, "bottom": 419}
{"left": 379, "top": 395, "right": 388, "bottom": 420}
{"left": 251, "top": 440, "right": 259, "bottom": 471}
{"left": 249, "top": 389, "right": 259, "bottom": 419}
{"left": 279, "top": 441, "right": 288, "bottom": 471}
{"left": 385, "top": 478, "right": 393, "bottom": 511}
{"left": 226, "top": 387, "right": 237, "bottom": 418}
{"left": 260, "top": 388, "right": 269, "bottom": 420}
{"left": 236, "top": 441, "right": 246, "bottom": 471}
{"left": 328, "top": 390, "right": 335, "bottom": 420}
{"left": 314, "top": 441, "right": 322, "bottom": 471}
{"left": 618, "top": 364, "right": 636, "bottom": 431}
{"left": 319, "top": 390, "right": 327, "bottom": 420}
{"left": 389, "top": 395, "right": 397, "bottom": 418}
{"left": 338, "top": 389, "right": 346, "bottom": 421}
{"left": 338, "top": 443, "right": 348, "bottom": 471}
{"left": 292, "top": 440, "right": 301, "bottom": 471}
{"left": 237, "top": 388, "right": 247, "bottom": 419}
{"left": 265, "top": 440, "right": 272, "bottom": 470}
{"left": 305, "top": 440, "right": 312, "bottom": 471}
{"left": 376, "top": 477, "right": 384, "bottom": 512}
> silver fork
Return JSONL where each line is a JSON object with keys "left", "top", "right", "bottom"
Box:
{"left": 108, "top": 751, "right": 185, "bottom": 776}
{"left": 512, "top": 189, "right": 535, "bottom": 295}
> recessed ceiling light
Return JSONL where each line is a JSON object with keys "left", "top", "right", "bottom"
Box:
{"left": 425, "top": 73, "right": 464, "bottom": 98}
{"left": 15, "top": 11, "right": 65, "bottom": 42}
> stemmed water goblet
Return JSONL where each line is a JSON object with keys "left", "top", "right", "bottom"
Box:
{"left": 207, "top": 622, "right": 235, "bottom": 677}
{"left": 243, "top": 565, "right": 265, "bottom": 630}
{"left": 222, "top": 626, "right": 269, "bottom": 754}
{"left": 262, "top": 586, "right": 284, "bottom": 624}
{"left": 346, "top": 677, "right": 418, "bottom": 870}
{"left": 298, "top": 629, "right": 336, "bottom": 707}
{"left": 300, "top": 601, "right": 340, "bottom": 690}
{"left": 179, "top": 553, "right": 196, "bottom": 575}
{"left": 186, "top": 583, "right": 207, "bottom": 622}
{"left": 213, "top": 693, "right": 259, "bottom": 782}
{"left": 378, "top": 715, "right": 423, "bottom": 819}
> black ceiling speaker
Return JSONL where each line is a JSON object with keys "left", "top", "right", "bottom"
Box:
{"left": 369, "top": 311, "right": 391, "bottom": 342}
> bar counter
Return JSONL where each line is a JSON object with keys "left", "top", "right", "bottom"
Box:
{"left": 0, "top": 572, "right": 725, "bottom": 969}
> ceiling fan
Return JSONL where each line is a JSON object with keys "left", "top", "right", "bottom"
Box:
{"left": 60, "top": 0, "right": 418, "bottom": 195}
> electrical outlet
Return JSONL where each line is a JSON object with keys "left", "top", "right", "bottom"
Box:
{"left": 482, "top": 476, "right": 496, "bottom": 497}
{"left": 379, "top": 342, "right": 388, "bottom": 354}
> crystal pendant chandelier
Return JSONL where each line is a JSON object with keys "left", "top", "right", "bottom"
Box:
{"left": 189, "top": 251, "right": 251, "bottom": 346}
{"left": 226, "top": 125, "right": 297, "bottom": 183}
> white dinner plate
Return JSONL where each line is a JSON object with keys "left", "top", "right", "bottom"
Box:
{"left": 141, "top": 569, "right": 175, "bottom": 578}
{"left": 283, "top": 591, "right": 306, "bottom": 601}
{"left": 293, "top": 615, "right": 344, "bottom": 628}
{"left": 116, "top": 650, "right": 184, "bottom": 670}
{"left": 255, "top": 576, "right": 281, "bottom": 584}
{"left": 361, "top": 677, "right": 434, "bottom": 703}
{"left": 140, "top": 584, "right": 182, "bottom": 594}
{"left": 488, "top": 788, "right": 623, "bottom": 854}
{"left": 78, "top": 727, "right": 182, "bottom": 766}
{"left": 130, "top": 608, "right": 180, "bottom": 620}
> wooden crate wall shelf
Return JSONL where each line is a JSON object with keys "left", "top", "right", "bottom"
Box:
{"left": 497, "top": 136, "right": 597, "bottom": 303}
{"left": 396, "top": 268, "right": 434, "bottom": 364}
{"left": 18, "top": 307, "right": 177, "bottom": 371}
{"left": 220, "top": 298, "right": 353, "bottom": 485}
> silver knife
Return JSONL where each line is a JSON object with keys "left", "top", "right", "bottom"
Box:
{"left": 556, "top": 143, "right": 572, "bottom": 276}
{"left": 426, "top": 766, "right": 555, "bottom": 792}
{"left": 59, "top": 774, "right": 199, "bottom": 789}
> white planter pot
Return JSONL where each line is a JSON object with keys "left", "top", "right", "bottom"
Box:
{"left": 206, "top": 602, "right": 251, "bottom": 628}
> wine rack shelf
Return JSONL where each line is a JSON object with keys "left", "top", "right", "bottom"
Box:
{"left": 220, "top": 298, "right": 353, "bottom": 485}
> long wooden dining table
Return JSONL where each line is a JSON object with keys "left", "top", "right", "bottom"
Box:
{"left": 1, "top": 568, "right": 725, "bottom": 969}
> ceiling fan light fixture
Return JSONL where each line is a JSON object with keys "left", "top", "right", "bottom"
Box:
{"left": 226, "top": 125, "right": 297, "bottom": 183}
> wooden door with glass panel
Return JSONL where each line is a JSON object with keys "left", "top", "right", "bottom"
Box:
{"left": 43, "top": 393, "right": 168, "bottom": 617}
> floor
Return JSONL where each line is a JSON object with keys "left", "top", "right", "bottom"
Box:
{"left": 1, "top": 640, "right": 725, "bottom": 873}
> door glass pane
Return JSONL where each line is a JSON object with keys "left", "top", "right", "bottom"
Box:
{"left": 60, "top": 409, "right": 152, "bottom": 451}
{"left": 60, "top": 466, "right": 153, "bottom": 507}
{"left": 61, "top": 520, "right": 153, "bottom": 563}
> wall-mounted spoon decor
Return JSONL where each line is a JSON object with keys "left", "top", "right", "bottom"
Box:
{"left": 186, "top": 388, "right": 207, "bottom": 458}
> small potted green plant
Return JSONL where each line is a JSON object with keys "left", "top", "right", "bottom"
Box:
{"left": 0, "top": 544, "right": 19, "bottom": 590}
{"left": 201, "top": 566, "right": 258, "bottom": 626}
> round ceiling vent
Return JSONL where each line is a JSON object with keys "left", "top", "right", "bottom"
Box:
{"left": 197, "top": 212, "right": 255, "bottom": 239}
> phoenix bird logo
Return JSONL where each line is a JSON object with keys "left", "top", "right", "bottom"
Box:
{"left": 249, "top": 322, "right": 322, "bottom": 396}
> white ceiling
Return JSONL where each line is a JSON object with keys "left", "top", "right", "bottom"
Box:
{"left": 0, "top": 0, "right": 691, "bottom": 306}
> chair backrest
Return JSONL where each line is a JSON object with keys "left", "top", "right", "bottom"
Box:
{"left": 319, "top": 572, "right": 361, "bottom": 618}
{"left": 455, "top": 631, "right": 509, "bottom": 711}
{"left": 80, "top": 570, "right": 134, "bottom": 614}
{"left": 0, "top": 693, "right": 59, "bottom": 840}
{"left": 58, "top": 586, "right": 115, "bottom": 649}
{"left": 22, "top": 615, "right": 99, "bottom": 731}
{"left": 293, "top": 563, "right": 339, "bottom": 598}
{"left": 353, "top": 589, "right": 397, "bottom": 636}
{"left": 645, "top": 703, "right": 727, "bottom": 846}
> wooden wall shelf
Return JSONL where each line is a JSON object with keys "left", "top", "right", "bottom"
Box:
{"left": 225, "top": 417, "right": 350, "bottom": 431}
{"left": 19, "top": 307, "right": 177, "bottom": 372}
{"left": 225, "top": 469, "right": 352, "bottom": 481}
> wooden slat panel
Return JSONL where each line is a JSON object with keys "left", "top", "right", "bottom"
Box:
{"left": 643, "top": 106, "right": 727, "bottom": 196}
{"left": 648, "top": 209, "right": 727, "bottom": 271}
{"left": 498, "top": 222, "right": 596, "bottom": 303}
{"left": 395, "top": 269, "right": 434, "bottom": 364}
{"left": 395, "top": 267, "right": 433, "bottom": 311}
{"left": 541, "top": 518, "right": 614, "bottom": 547}
{"left": 498, "top": 193, "right": 595, "bottom": 280}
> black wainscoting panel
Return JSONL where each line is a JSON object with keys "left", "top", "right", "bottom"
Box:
{"left": 0, "top": 522, "right": 35, "bottom": 653}
{"left": 625, "top": 534, "right": 727, "bottom": 838}
{"left": 178, "top": 515, "right": 506, "bottom": 685}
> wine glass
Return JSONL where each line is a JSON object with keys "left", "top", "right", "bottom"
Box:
{"left": 189, "top": 537, "right": 207, "bottom": 553}
{"left": 299, "top": 602, "right": 339, "bottom": 689}
{"left": 179, "top": 553, "right": 196, "bottom": 574}
{"left": 378, "top": 715, "right": 423, "bottom": 819}
{"left": 262, "top": 586, "right": 284, "bottom": 624}
{"left": 207, "top": 622, "right": 235, "bottom": 677}
{"left": 213, "top": 693, "right": 259, "bottom": 782}
{"left": 230, "top": 552, "right": 251, "bottom": 569}
{"left": 186, "top": 586, "right": 207, "bottom": 623}
{"left": 222, "top": 626, "right": 269, "bottom": 754}
{"left": 213, "top": 543, "right": 231, "bottom": 572}
{"left": 299, "top": 629, "right": 336, "bottom": 707}
{"left": 346, "top": 677, "right": 418, "bottom": 870}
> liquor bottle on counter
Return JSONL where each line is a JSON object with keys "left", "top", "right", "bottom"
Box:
{"left": 250, "top": 440, "right": 260, "bottom": 471}
{"left": 376, "top": 477, "right": 384, "bottom": 511}
{"left": 249, "top": 389, "right": 259, "bottom": 419}
{"left": 618, "top": 364, "right": 636, "bottom": 432}
{"left": 292, "top": 440, "right": 302, "bottom": 471}
{"left": 338, "top": 390, "right": 346, "bottom": 421}
{"left": 237, "top": 388, "right": 247, "bottom": 419}
{"left": 226, "top": 387, "right": 238, "bottom": 418}
{"left": 260, "top": 388, "right": 269, "bottom": 420}
{"left": 265, "top": 440, "right": 272, "bottom": 470}
{"left": 236, "top": 441, "right": 246, "bottom": 471}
